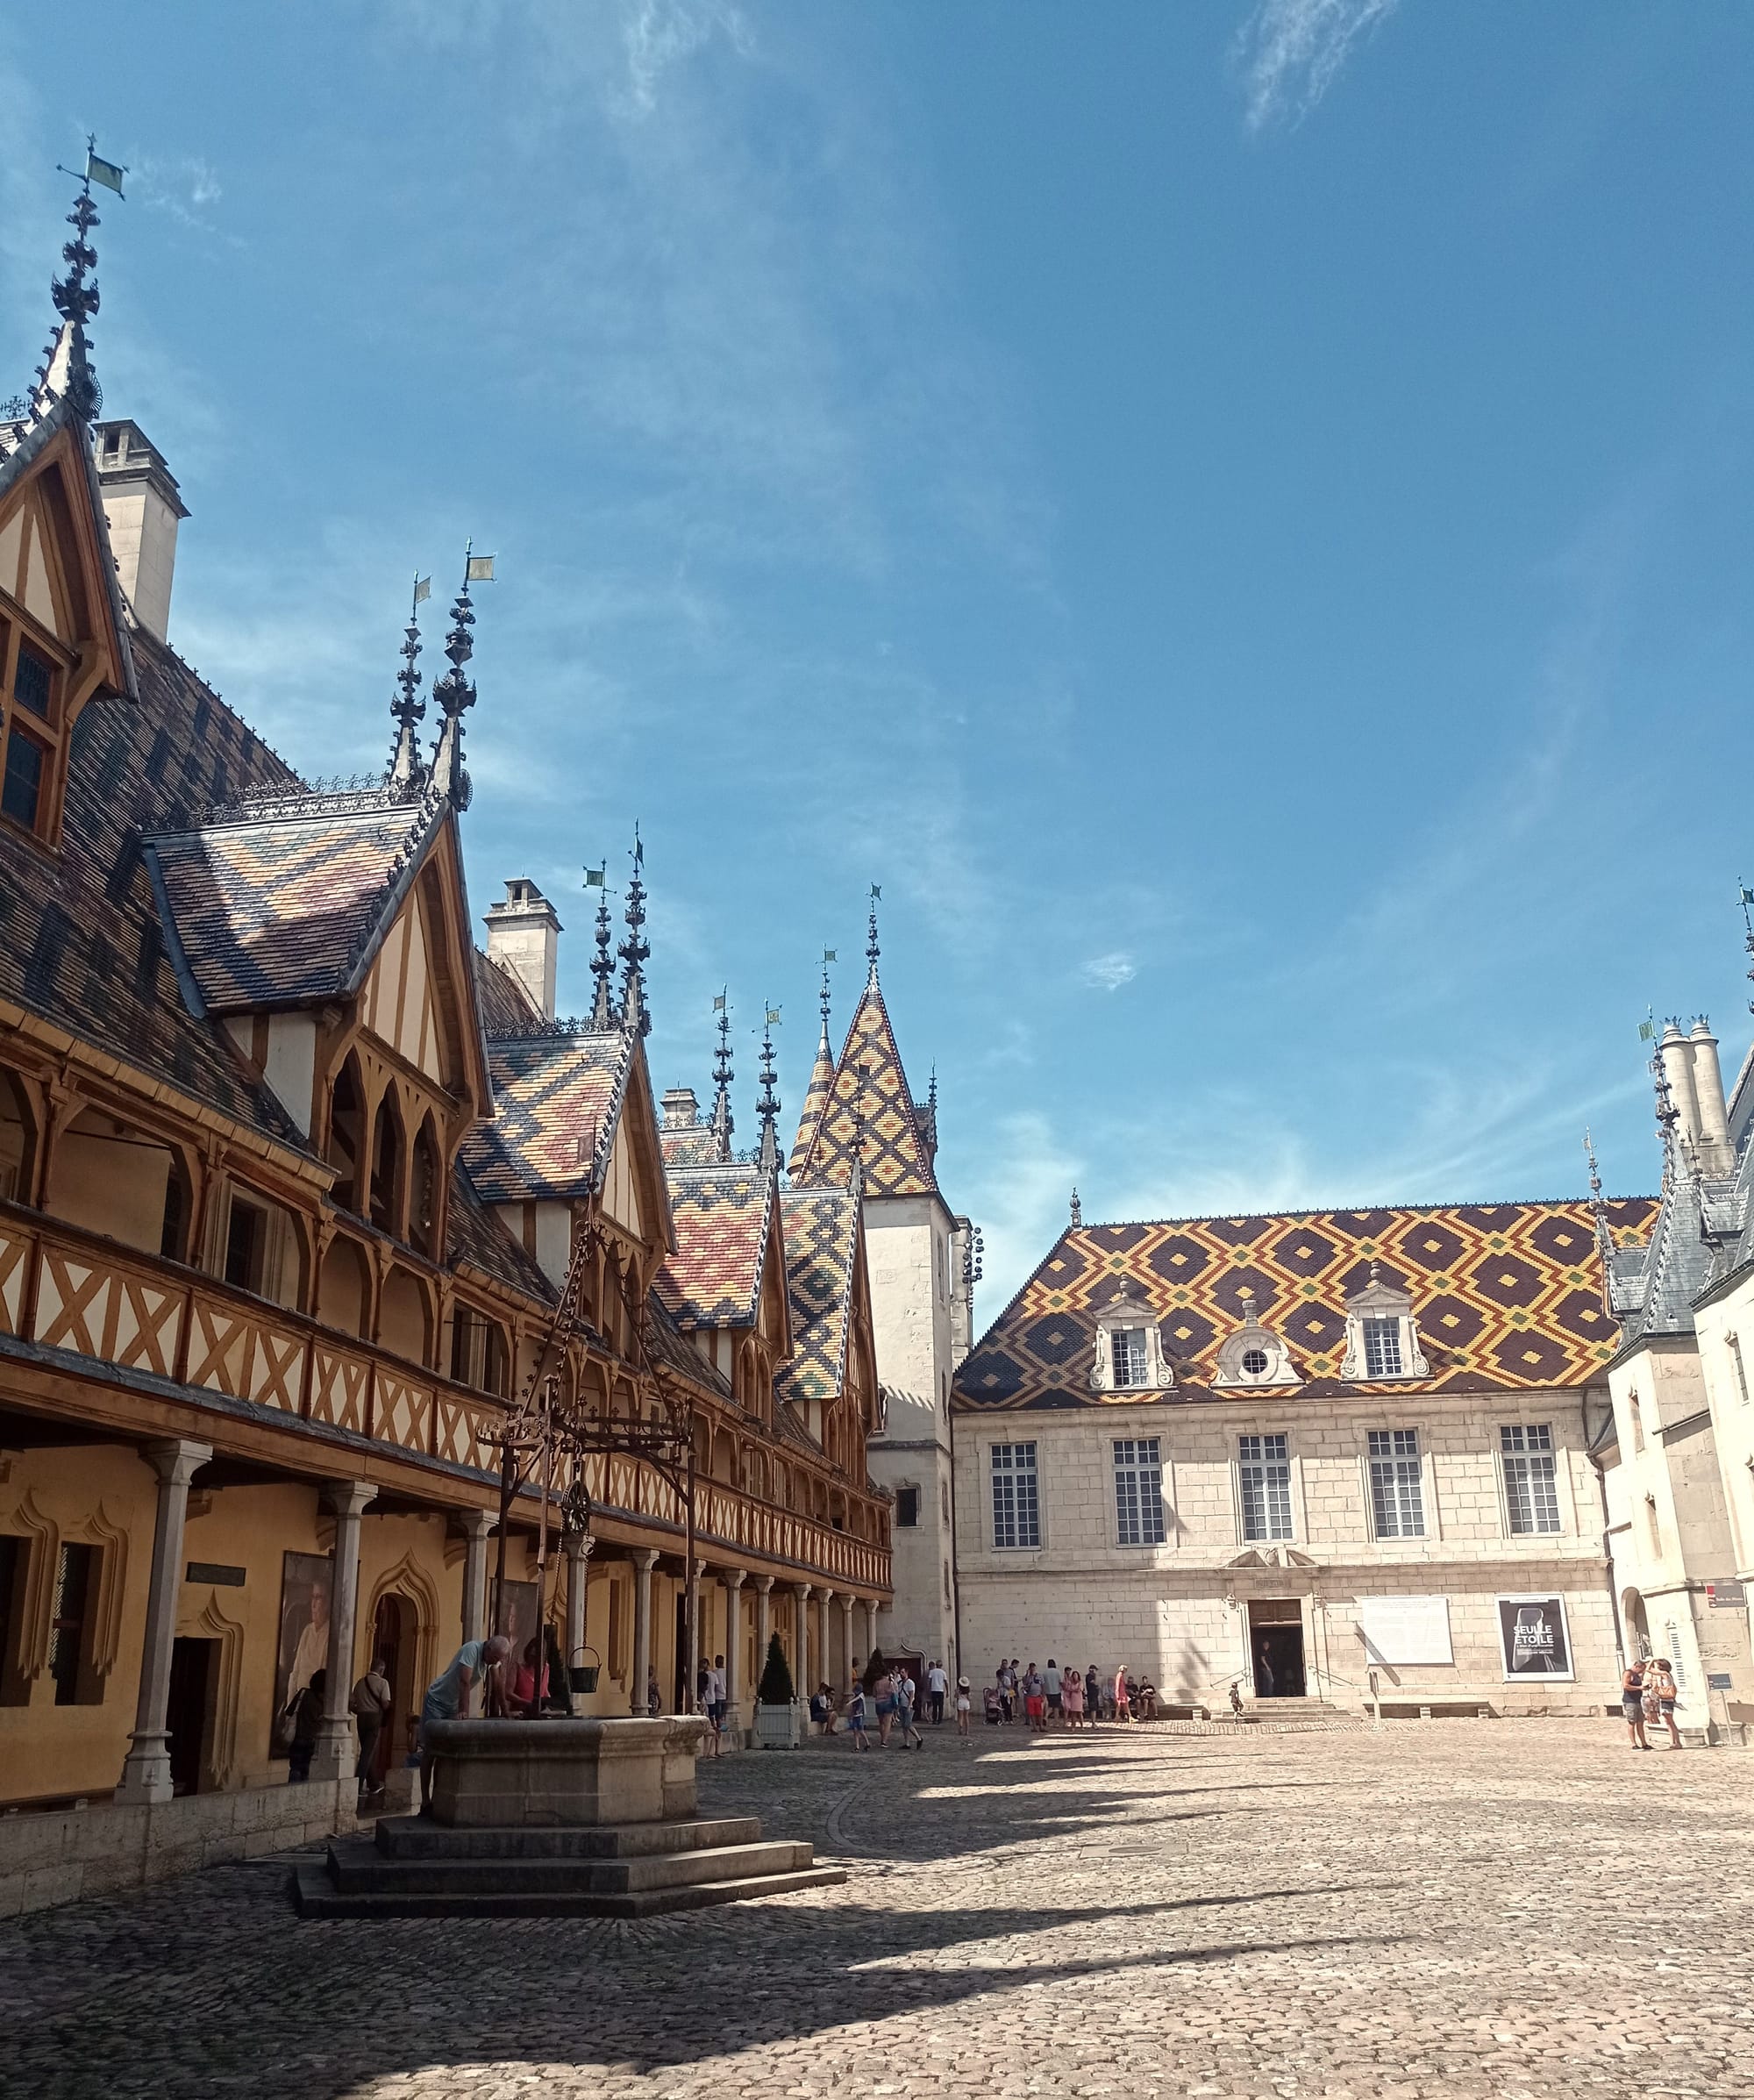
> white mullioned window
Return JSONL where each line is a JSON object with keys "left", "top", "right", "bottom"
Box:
{"left": 1113, "top": 1437, "right": 1166, "bottom": 1546}
{"left": 1501, "top": 1423, "right": 1561, "bottom": 1535}
{"left": 990, "top": 1441, "right": 1040, "bottom": 1549}
{"left": 1362, "top": 1317, "right": 1404, "bottom": 1378}
{"left": 1368, "top": 1427, "right": 1424, "bottom": 1537}
{"left": 1110, "top": 1328, "right": 1150, "bottom": 1389}
{"left": 1238, "top": 1432, "right": 1293, "bottom": 1542}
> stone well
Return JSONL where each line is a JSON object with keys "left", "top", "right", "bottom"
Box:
{"left": 422, "top": 1715, "right": 708, "bottom": 1828}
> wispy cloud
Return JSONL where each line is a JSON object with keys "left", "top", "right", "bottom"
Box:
{"left": 1236, "top": 0, "right": 1399, "bottom": 132}
{"left": 619, "top": 0, "right": 749, "bottom": 115}
{"left": 130, "top": 154, "right": 237, "bottom": 242}
{"left": 1081, "top": 951, "right": 1137, "bottom": 993}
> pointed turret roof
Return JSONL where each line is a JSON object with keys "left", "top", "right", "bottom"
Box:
{"left": 788, "top": 953, "right": 838, "bottom": 1180}
{"left": 793, "top": 910, "right": 939, "bottom": 1197}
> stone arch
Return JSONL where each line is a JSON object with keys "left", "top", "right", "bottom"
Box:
{"left": 326, "top": 1052, "right": 367, "bottom": 1213}
{"left": 317, "top": 1232, "right": 372, "bottom": 1339}
{"left": 0, "top": 1063, "right": 39, "bottom": 1205}
{"left": 410, "top": 1112, "right": 443, "bottom": 1258}
{"left": 379, "top": 1262, "right": 433, "bottom": 1367}
{"left": 1622, "top": 1589, "right": 1651, "bottom": 1660}
{"left": 365, "top": 1546, "right": 443, "bottom": 1761}
{"left": 368, "top": 1084, "right": 407, "bottom": 1238}
{"left": 177, "top": 1584, "right": 247, "bottom": 1789}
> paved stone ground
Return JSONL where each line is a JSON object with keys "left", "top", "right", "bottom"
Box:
{"left": 4, "top": 1717, "right": 1751, "bottom": 2099}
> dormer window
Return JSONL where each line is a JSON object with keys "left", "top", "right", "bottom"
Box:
{"left": 1090, "top": 1292, "right": 1174, "bottom": 1395}
{"left": 1340, "top": 1264, "right": 1428, "bottom": 1382}
{"left": 1215, "top": 1287, "right": 1301, "bottom": 1389}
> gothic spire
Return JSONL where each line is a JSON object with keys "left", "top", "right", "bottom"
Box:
{"left": 866, "top": 884, "right": 881, "bottom": 989}
{"left": 588, "top": 874, "right": 617, "bottom": 1031}
{"left": 1583, "top": 1126, "right": 1615, "bottom": 1264}
{"left": 430, "top": 546, "right": 492, "bottom": 807}
{"left": 710, "top": 994, "right": 735, "bottom": 1161}
{"left": 388, "top": 575, "right": 430, "bottom": 791}
{"left": 1651, "top": 1025, "right": 1679, "bottom": 1196}
{"left": 618, "top": 829, "right": 651, "bottom": 1039}
{"left": 788, "top": 948, "right": 838, "bottom": 1182}
{"left": 756, "top": 1005, "right": 781, "bottom": 1173}
{"left": 818, "top": 948, "right": 834, "bottom": 1054}
{"left": 27, "top": 143, "right": 118, "bottom": 433}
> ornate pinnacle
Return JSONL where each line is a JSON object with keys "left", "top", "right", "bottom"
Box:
{"left": 588, "top": 883, "right": 617, "bottom": 1031}
{"left": 430, "top": 547, "right": 486, "bottom": 808}
{"left": 618, "top": 830, "right": 651, "bottom": 1039}
{"left": 866, "top": 884, "right": 881, "bottom": 986}
{"left": 1741, "top": 881, "right": 1754, "bottom": 1018}
{"left": 1069, "top": 1188, "right": 1082, "bottom": 1230}
{"left": 819, "top": 950, "right": 833, "bottom": 1052}
{"left": 388, "top": 576, "right": 427, "bottom": 789}
{"left": 757, "top": 1009, "right": 781, "bottom": 1172}
{"left": 34, "top": 152, "right": 107, "bottom": 428}
{"left": 1651, "top": 1036, "right": 1679, "bottom": 1193}
{"left": 1583, "top": 1126, "right": 1615, "bottom": 1263}
{"left": 710, "top": 995, "right": 735, "bottom": 1161}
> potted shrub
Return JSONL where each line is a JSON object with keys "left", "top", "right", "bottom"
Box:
{"left": 754, "top": 1631, "right": 803, "bottom": 1749}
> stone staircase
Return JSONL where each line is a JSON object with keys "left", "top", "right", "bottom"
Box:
{"left": 292, "top": 1811, "right": 845, "bottom": 1919}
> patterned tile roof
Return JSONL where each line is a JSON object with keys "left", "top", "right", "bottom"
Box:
{"left": 776, "top": 1188, "right": 859, "bottom": 1403}
{"left": 660, "top": 1125, "right": 724, "bottom": 1168}
{"left": 656, "top": 1162, "right": 774, "bottom": 1328}
{"left": 0, "top": 626, "right": 310, "bottom": 1154}
{"left": 462, "top": 1031, "right": 631, "bottom": 1202}
{"left": 788, "top": 1032, "right": 837, "bottom": 1181}
{"left": 146, "top": 793, "right": 442, "bottom": 1011}
{"left": 955, "top": 1198, "right": 1660, "bottom": 1412}
{"left": 644, "top": 1289, "right": 732, "bottom": 1400}
{"left": 794, "top": 976, "right": 938, "bottom": 1198}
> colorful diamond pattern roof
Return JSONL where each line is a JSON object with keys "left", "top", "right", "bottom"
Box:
{"left": 788, "top": 1037, "right": 837, "bottom": 1181}
{"left": 462, "top": 1032, "right": 631, "bottom": 1202}
{"left": 795, "top": 979, "right": 938, "bottom": 1197}
{"left": 147, "top": 797, "right": 437, "bottom": 1011}
{"left": 776, "top": 1188, "right": 859, "bottom": 1403}
{"left": 954, "top": 1198, "right": 1659, "bottom": 1411}
{"left": 656, "top": 1163, "right": 774, "bottom": 1327}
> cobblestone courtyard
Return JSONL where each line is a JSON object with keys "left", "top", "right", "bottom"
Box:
{"left": 4, "top": 1718, "right": 1751, "bottom": 2099}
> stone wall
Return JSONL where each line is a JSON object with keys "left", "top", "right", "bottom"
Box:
{"left": 0, "top": 1775, "right": 361, "bottom": 1918}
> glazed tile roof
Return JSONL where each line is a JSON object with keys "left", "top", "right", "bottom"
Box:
{"left": 776, "top": 1188, "right": 859, "bottom": 1404}
{"left": 644, "top": 1290, "right": 732, "bottom": 1400}
{"left": 474, "top": 947, "right": 544, "bottom": 1037}
{"left": 955, "top": 1198, "right": 1660, "bottom": 1412}
{"left": 660, "top": 1125, "right": 723, "bottom": 1168}
{"left": 788, "top": 1032, "right": 837, "bottom": 1181}
{"left": 145, "top": 792, "right": 445, "bottom": 1012}
{"left": 446, "top": 1164, "right": 557, "bottom": 1304}
{"left": 461, "top": 1031, "right": 631, "bottom": 1202}
{"left": 0, "top": 625, "right": 310, "bottom": 1154}
{"left": 656, "top": 1162, "right": 774, "bottom": 1328}
{"left": 793, "top": 974, "right": 938, "bottom": 1198}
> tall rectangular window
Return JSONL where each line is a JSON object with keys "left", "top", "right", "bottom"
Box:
{"left": 895, "top": 1486, "right": 920, "bottom": 1528}
{"left": 990, "top": 1442, "right": 1040, "bottom": 1549}
{"left": 1729, "top": 1335, "right": 1750, "bottom": 1407}
{"left": 1238, "top": 1432, "right": 1293, "bottom": 1541}
{"left": 1113, "top": 1437, "right": 1166, "bottom": 1546}
{"left": 1110, "top": 1328, "right": 1149, "bottom": 1388}
{"left": 1501, "top": 1423, "right": 1561, "bottom": 1534}
{"left": 1368, "top": 1428, "right": 1424, "bottom": 1537}
{"left": 1362, "top": 1317, "right": 1404, "bottom": 1377}
{"left": 49, "top": 1542, "right": 94, "bottom": 1706}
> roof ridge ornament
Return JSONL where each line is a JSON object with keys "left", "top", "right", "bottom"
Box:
{"left": 710, "top": 991, "right": 735, "bottom": 1161}
{"left": 387, "top": 573, "right": 431, "bottom": 791}
{"left": 585, "top": 862, "right": 618, "bottom": 1031}
{"left": 757, "top": 1004, "right": 781, "bottom": 1174}
{"left": 1069, "top": 1187, "right": 1082, "bottom": 1229}
{"left": 819, "top": 946, "right": 834, "bottom": 1054}
{"left": 22, "top": 141, "right": 123, "bottom": 438}
{"left": 617, "top": 827, "right": 651, "bottom": 1039}
{"left": 1583, "top": 1125, "right": 1617, "bottom": 1275}
{"left": 429, "top": 544, "right": 493, "bottom": 808}
{"left": 866, "top": 883, "right": 881, "bottom": 989}
{"left": 1741, "top": 880, "right": 1754, "bottom": 1018}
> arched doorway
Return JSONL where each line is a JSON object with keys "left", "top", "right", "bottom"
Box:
{"left": 370, "top": 1589, "right": 420, "bottom": 1783}
{"left": 1622, "top": 1589, "right": 1652, "bottom": 1661}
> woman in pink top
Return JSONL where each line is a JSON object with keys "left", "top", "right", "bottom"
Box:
{"left": 1113, "top": 1666, "right": 1131, "bottom": 1724}
{"left": 1063, "top": 1667, "right": 1085, "bottom": 1728}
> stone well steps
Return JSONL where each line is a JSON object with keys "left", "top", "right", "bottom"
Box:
{"left": 291, "top": 1813, "right": 845, "bottom": 1920}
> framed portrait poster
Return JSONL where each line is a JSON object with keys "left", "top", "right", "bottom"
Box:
{"left": 272, "top": 1550, "right": 333, "bottom": 1754}
{"left": 1496, "top": 1594, "right": 1573, "bottom": 1681}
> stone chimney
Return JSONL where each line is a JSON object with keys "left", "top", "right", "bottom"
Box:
{"left": 484, "top": 880, "right": 561, "bottom": 1022}
{"left": 1658, "top": 1021, "right": 1703, "bottom": 1153}
{"left": 1690, "top": 1017, "right": 1735, "bottom": 1175}
{"left": 93, "top": 420, "right": 188, "bottom": 644}
{"left": 661, "top": 1087, "right": 701, "bottom": 1131}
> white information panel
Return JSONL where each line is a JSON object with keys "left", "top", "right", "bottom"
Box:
{"left": 1357, "top": 1594, "right": 1454, "bottom": 1667}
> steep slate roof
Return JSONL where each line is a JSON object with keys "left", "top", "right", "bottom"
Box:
{"left": 474, "top": 948, "right": 544, "bottom": 1037}
{"left": 461, "top": 1030, "right": 632, "bottom": 1202}
{"left": 956, "top": 1198, "right": 1659, "bottom": 1413}
{"left": 146, "top": 790, "right": 445, "bottom": 1012}
{"left": 776, "top": 1187, "right": 859, "bottom": 1403}
{"left": 656, "top": 1162, "right": 774, "bottom": 1327}
{"left": 446, "top": 1164, "right": 557, "bottom": 1304}
{"left": 645, "top": 1290, "right": 732, "bottom": 1400}
{"left": 794, "top": 976, "right": 938, "bottom": 1197}
{"left": 0, "top": 625, "right": 310, "bottom": 1154}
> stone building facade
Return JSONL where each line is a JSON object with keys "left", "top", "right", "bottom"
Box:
{"left": 952, "top": 1198, "right": 1657, "bottom": 1717}
{"left": 0, "top": 178, "right": 890, "bottom": 1839}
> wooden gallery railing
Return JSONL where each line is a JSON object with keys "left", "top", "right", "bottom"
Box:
{"left": 0, "top": 1204, "right": 891, "bottom": 1596}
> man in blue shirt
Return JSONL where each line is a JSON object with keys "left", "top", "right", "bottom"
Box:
{"left": 419, "top": 1633, "right": 510, "bottom": 1812}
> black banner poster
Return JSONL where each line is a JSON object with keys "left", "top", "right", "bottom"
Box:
{"left": 1496, "top": 1594, "right": 1573, "bottom": 1680}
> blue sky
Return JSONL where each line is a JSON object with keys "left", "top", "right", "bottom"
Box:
{"left": 4, "top": 3, "right": 1753, "bottom": 1315}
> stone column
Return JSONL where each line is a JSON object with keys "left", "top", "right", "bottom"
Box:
{"left": 564, "top": 1532, "right": 594, "bottom": 1706}
{"left": 752, "top": 1575, "right": 774, "bottom": 1699}
{"left": 860, "top": 1596, "right": 877, "bottom": 1661}
{"left": 630, "top": 1548, "right": 660, "bottom": 1716}
{"left": 722, "top": 1568, "right": 747, "bottom": 1739}
{"left": 116, "top": 1438, "right": 211, "bottom": 1804}
{"left": 817, "top": 1589, "right": 835, "bottom": 1689}
{"left": 310, "top": 1481, "right": 375, "bottom": 1783}
{"left": 839, "top": 1592, "right": 855, "bottom": 1689}
{"left": 458, "top": 1508, "right": 494, "bottom": 1646}
{"left": 792, "top": 1582, "right": 812, "bottom": 1692}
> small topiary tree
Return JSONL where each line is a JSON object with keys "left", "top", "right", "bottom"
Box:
{"left": 757, "top": 1630, "right": 795, "bottom": 1705}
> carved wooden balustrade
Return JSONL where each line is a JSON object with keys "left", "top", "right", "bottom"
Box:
{"left": 0, "top": 1204, "right": 891, "bottom": 1594}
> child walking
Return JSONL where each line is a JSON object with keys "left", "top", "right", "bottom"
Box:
{"left": 956, "top": 1675, "right": 973, "bottom": 1744}
{"left": 845, "top": 1682, "right": 871, "bottom": 1750}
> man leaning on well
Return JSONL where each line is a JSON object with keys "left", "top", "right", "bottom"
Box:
{"left": 419, "top": 1633, "right": 510, "bottom": 1812}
